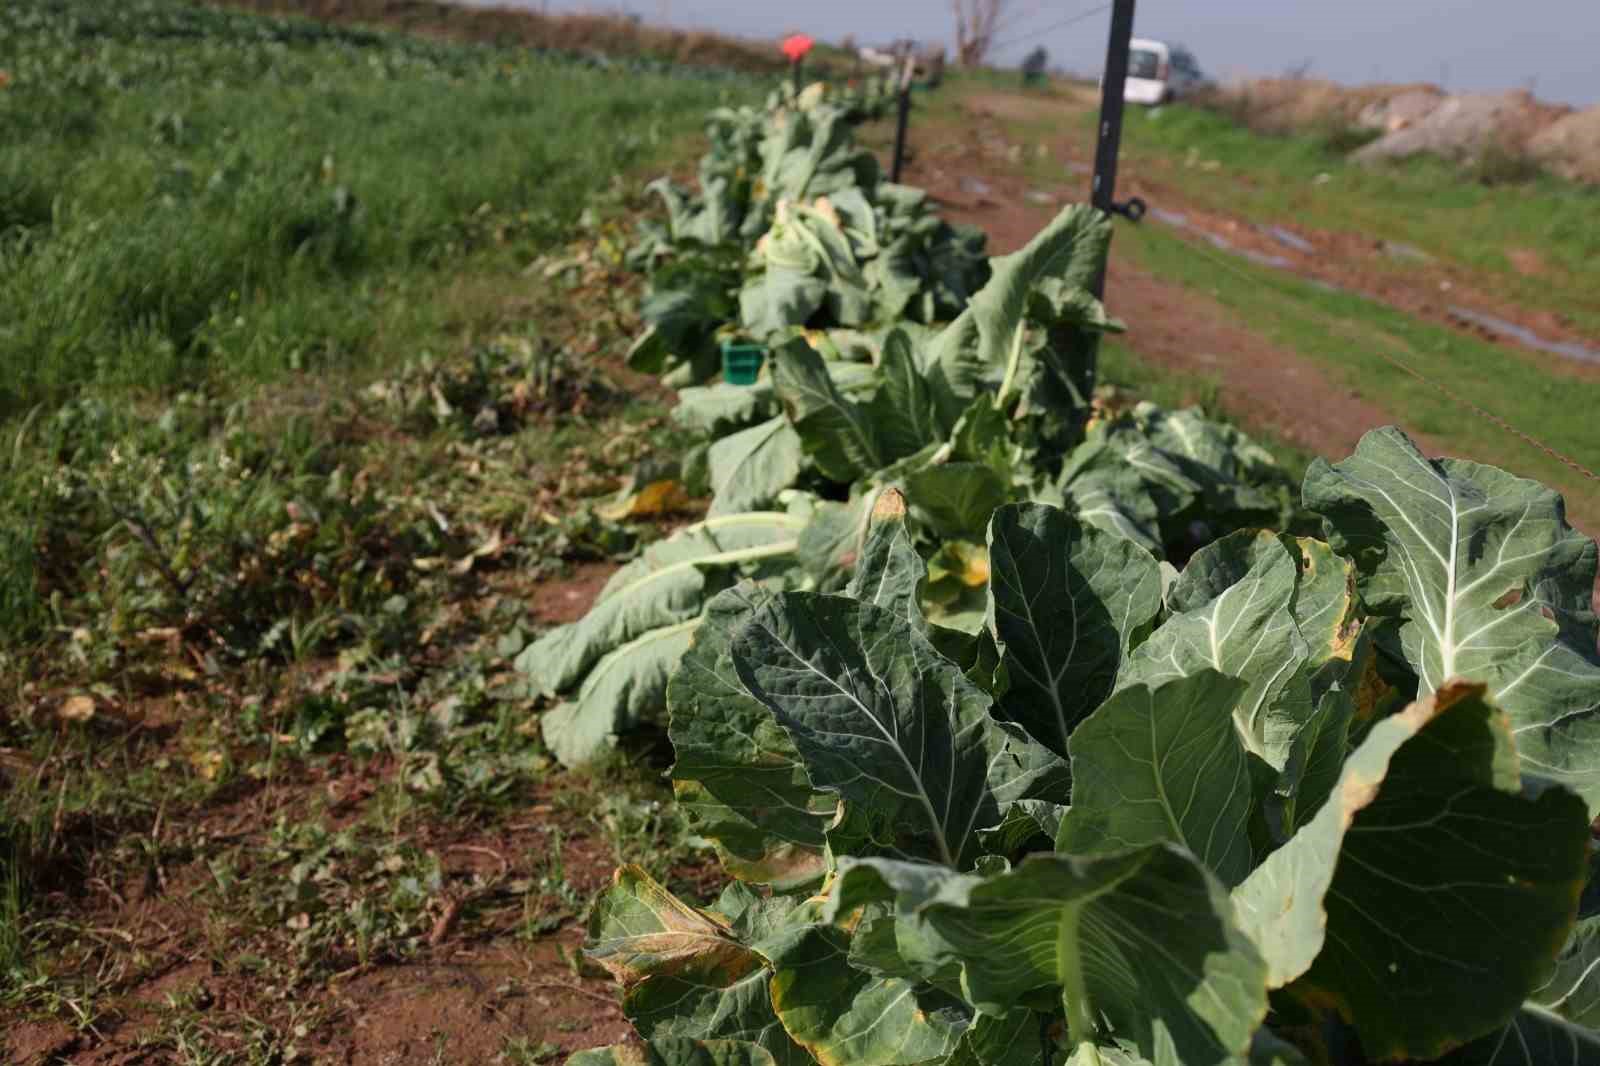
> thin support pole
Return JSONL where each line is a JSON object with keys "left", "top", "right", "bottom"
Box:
{"left": 1079, "top": 0, "right": 1136, "bottom": 398}
{"left": 890, "top": 55, "right": 914, "bottom": 182}
{"left": 1088, "top": 0, "right": 1136, "bottom": 303}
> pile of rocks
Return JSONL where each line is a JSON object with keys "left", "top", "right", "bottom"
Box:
{"left": 1204, "top": 78, "right": 1600, "bottom": 185}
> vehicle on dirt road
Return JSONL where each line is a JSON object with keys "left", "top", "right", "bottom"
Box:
{"left": 1122, "top": 37, "right": 1207, "bottom": 104}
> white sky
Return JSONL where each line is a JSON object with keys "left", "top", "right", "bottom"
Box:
{"left": 464, "top": 0, "right": 1598, "bottom": 106}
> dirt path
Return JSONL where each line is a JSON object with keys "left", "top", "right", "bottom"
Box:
{"left": 957, "top": 89, "right": 1600, "bottom": 379}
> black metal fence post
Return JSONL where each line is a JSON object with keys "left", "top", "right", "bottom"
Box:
{"left": 1079, "top": 0, "right": 1136, "bottom": 396}
{"left": 890, "top": 54, "right": 914, "bottom": 182}
{"left": 1088, "top": 0, "right": 1136, "bottom": 303}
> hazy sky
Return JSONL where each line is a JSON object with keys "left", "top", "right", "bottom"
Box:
{"left": 471, "top": 0, "right": 1598, "bottom": 106}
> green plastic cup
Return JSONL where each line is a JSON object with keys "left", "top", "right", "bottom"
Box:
{"left": 721, "top": 342, "right": 766, "bottom": 385}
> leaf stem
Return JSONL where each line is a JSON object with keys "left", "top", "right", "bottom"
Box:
{"left": 994, "top": 323, "right": 1028, "bottom": 413}
{"left": 1058, "top": 903, "right": 1100, "bottom": 1059}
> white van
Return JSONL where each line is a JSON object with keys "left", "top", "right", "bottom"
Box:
{"left": 1122, "top": 38, "right": 1206, "bottom": 105}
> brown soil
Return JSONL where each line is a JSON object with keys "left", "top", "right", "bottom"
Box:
{"left": 3, "top": 751, "right": 656, "bottom": 1066}
{"left": 532, "top": 562, "right": 621, "bottom": 627}
{"left": 2, "top": 550, "right": 655, "bottom": 1065}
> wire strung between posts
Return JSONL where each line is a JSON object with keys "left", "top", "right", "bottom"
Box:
{"left": 988, "top": 2, "right": 1112, "bottom": 57}
{"left": 1369, "top": 347, "right": 1600, "bottom": 483}
{"left": 987, "top": 0, "right": 1053, "bottom": 41}
{"left": 1142, "top": 232, "right": 1600, "bottom": 485}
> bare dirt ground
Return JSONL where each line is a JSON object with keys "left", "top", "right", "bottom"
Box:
{"left": 5, "top": 558, "right": 648, "bottom": 1066}
{"left": 4, "top": 557, "right": 662, "bottom": 1062}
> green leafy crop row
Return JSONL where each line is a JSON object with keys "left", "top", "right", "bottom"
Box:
{"left": 515, "top": 76, "right": 1600, "bottom": 1066}
{"left": 520, "top": 80, "right": 1299, "bottom": 769}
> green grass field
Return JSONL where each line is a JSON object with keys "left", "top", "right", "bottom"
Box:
{"left": 1115, "top": 221, "right": 1594, "bottom": 515}
{"left": 0, "top": 0, "right": 757, "bottom": 417}
{"left": 1116, "top": 103, "right": 1600, "bottom": 336}
{"left": 3, "top": 5, "right": 754, "bottom": 1049}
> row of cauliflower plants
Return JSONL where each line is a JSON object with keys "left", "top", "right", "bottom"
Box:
{"left": 522, "top": 79, "right": 1600, "bottom": 1066}
{"left": 521, "top": 81, "right": 1293, "bottom": 766}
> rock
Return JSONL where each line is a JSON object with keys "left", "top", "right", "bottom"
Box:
{"left": 1356, "top": 88, "right": 1444, "bottom": 132}
{"left": 1352, "top": 90, "right": 1570, "bottom": 164}
{"left": 1381, "top": 240, "right": 1434, "bottom": 264}
{"left": 1206, "top": 78, "right": 1441, "bottom": 135}
{"left": 1526, "top": 105, "right": 1600, "bottom": 184}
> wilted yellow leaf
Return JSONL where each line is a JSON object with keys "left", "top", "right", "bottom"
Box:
{"left": 190, "top": 749, "right": 226, "bottom": 781}
{"left": 598, "top": 479, "right": 690, "bottom": 520}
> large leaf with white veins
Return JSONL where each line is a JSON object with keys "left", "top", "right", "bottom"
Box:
{"left": 668, "top": 584, "right": 832, "bottom": 889}
{"left": 771, "top": 338, "right": 884, "bottom": 483}
{"left": 542, "top": 619, "right": 700, "bottom": 767}
{"left": 1304, "top": 426, "right": 1600, "bottom": 811}
{"left": 904, "top": 463, "right": 1012, "bottom": 540}
{"left": 827, "top": 847, "right": 1268, "bottom": 1066}
{"left": 587, "top": 865, "right": 759, "bottom": 987}
{"left": 1433, "top": 1006, "right": 1600, "bottom": 1066}
{"left": 868, "top": 331, "right": 944, "bottom": 462}
{"left": 732, "top": 594, "right": 1059, "bottom": 868}
{"left": 1056, "top": 438, "right": 1165, "bottom": 552}
{"left": 986, "top": 502, "right": 1163, "bottom": 756}
{"left": 925, "top": 205, "right": 1111, "bottom": 417}
{"left": 1117, "top": 531, "right": 1312, "bottom": 769}
{"left": 591, "top": 874, "right": 806, "bottom": 1064}
{"left": 1056, "top": 670, "right": 1256, "bottom": 886}
{"left": 843, "top": 489, "right": 927, "bottom": 628}
{"left": 1533, "top": 918, "right": 1600, "bottom": 1028}
{"left": 625, "top": 972, "right": 811, "bottom": 1066}
{"left": 762, "top": 922, "right": 969, "bottom": 1066}
{"left": 706, "top": 417, "right": 804, "bottom": 517}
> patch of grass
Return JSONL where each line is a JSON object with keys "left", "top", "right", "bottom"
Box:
{"left": 0, "top": 0, "right": 761, "bottom": 417}
{"left": 1112, "top": 103, "right": 1600, "bottom": 335}
{"left": 1117, "top": 221, "right": 1598, "bottom": 529}
{"left": 208, "top": 0, "right": 790, "bottom": 75}
{"left": 0, "top": 836, "right": 27, "bottom": 986}
{"left": 0, "top": 211, "right": 716, "bottom": 1031}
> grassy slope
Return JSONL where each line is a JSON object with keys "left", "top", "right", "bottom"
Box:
{"left": 1115, "top": 223, "right": 1595, "bottom": 519}
{"left": 1116, "top": 103, "right": 1600, "bottom": 337}
{"left": 0, "top": 3, "right": 756, "bottom": 1050}
{"left": 0, "top": 0, "right": 759, "bottom": 417}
